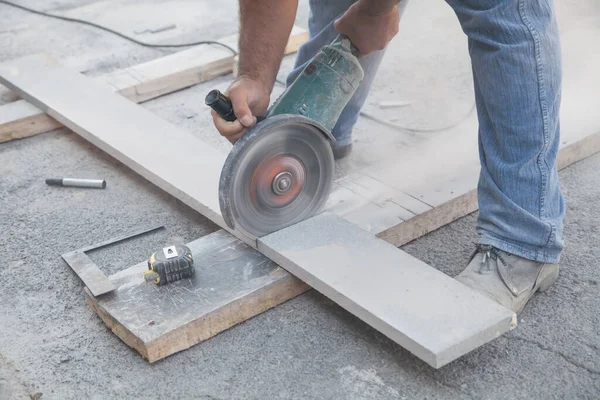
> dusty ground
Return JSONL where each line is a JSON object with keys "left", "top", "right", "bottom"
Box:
{"left": 1, "top": 0, "right": 599, "bottom": 399}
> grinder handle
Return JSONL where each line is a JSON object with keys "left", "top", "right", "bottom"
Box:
{"left": 205, "top": 89, "right": 237, "bottom": 122}
{"left": 205, "top": 89, "right": 266, "bottom": 124}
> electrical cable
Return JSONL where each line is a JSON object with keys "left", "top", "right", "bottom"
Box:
{"left": 3, "top": 0, "right": 474, "bottom": 134}
{"left": 0, "top": 0, "right": 238, "bottom": 55}
{"left": 359, "top": 102, "right": 477, "bottom": 134}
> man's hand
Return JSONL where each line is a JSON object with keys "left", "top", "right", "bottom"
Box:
{"left": 212, "top": 76, "right": 271, "bottom": 143}
{"left": 334, "top": 1, "right": 401, "bottom": 55}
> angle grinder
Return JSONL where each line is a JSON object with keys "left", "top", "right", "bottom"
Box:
{"left": 206, "top": 35, "right": 364, "bottom": 239}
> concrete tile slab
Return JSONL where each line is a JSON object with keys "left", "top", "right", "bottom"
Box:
{"left": 258, "top": 213, "right": 517, "bottom": 368}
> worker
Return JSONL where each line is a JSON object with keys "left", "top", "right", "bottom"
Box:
{"left": 211, "top": 0, "right": 563, "bottom": 314}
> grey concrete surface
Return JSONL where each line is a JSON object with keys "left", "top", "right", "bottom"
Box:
{"left": 0, "top": 0, "right": 310, "bottom": 82}
{"left": 1, "top": 0, "right": 600, "bottom": 399}
{"left": 0, "top": 354, "right": 31, "bottom": 400}
{"left": 1, "top": 127, "right": 599, "bottom": 400}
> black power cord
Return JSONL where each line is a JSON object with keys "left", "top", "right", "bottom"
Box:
{"left": 2, "top": 0, "right": 475, "bottom": 134}
{"left": 0, "top": 0, "right": 238, "bottom": 55}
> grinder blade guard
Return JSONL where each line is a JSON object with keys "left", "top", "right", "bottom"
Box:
{"left": 218, "top": 115, "right": 334, "bottom": 238}
{"left": 207, "top": 34, "right": 364, "bottom": 238}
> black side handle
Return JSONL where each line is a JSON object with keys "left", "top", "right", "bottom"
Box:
{"left": 205, "top": 89, "right": 236, "bottom": 122}
{"left": 205, "top": 89, "right": 267, "bottom": 124}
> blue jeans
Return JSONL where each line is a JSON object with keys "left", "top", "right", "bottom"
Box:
{"left": 287, "top": 0, "right": 565, "bottom": 263}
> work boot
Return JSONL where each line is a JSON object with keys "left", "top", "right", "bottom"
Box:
{"left": 332, "top": 144, "right": 352, "bottom": 160}
{"left": 456, "top": 245, "right": 559, "bottom": 314}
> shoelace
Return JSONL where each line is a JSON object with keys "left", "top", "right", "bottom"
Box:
{"left": 477, "top": 245, "right": 510, "bottom": 273}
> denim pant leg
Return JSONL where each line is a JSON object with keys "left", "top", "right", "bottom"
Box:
{"left": 286, "top": 0, "right": 408, "bottom": 147}
{"left": 446, "top": 0, "right": 565, "bottom": 263}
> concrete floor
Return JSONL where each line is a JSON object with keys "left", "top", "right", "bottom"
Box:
{"left": 1, "top": 0, "right": 599, "bottom": 399}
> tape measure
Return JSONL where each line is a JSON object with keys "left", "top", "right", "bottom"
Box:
{"left": 144, "top": 245, "right": 195, "bottom": 286}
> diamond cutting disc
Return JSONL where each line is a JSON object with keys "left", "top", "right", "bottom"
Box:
{"left": 219, "top": 114, "right": 335, "bottom": 238}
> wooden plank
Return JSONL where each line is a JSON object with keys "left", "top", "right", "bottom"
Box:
{"left": 87, "top": 230, "right": 309, "bottom": 363}
{"left": 556, "top": 130, "right": 600, "bottom": 171}
{"left": 339, "top": 173, "right": 432, "bottom": 215}
{"left": 0, "top": 100, "right": 61, "bottom": 142}
{"left": 258, "top": 213, "right": 516, "bottom": 368}
{"left": 0, "top": 27, "right": 307, "bottom": 144}
{"left": 343, "top": 201, "right": 409, "bottom": 234}
{"left": 369, "top": 159, "right": 481, "bottom": 247}
{"left": 62, "top": 251, "right": 116, "bottom": 297}
{"left": 324, "top": 183, "right": 371, "bottom": 217}
{"left": 377, "top": 190, "right": 478, "bottom": 246}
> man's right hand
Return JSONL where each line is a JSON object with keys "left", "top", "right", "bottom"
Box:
{"left": 212, "top": 75, "right": 271, "bottom": 143}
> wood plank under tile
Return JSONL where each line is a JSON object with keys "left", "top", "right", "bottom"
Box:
{"left": 87, "top": 230, "right": 308, "bottom": 363}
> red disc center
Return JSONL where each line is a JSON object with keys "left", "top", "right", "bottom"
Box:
{"left": 250, "top": 155, "right": 305, "bottom": 208}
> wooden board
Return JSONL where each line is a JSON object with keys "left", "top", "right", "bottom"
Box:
{"left": 259, "top": 213, "right": 516, "bottom": 368}
{"left": 0, "top": 99, "right": 62, "bottom": 142}
{"left": 0, "top": 27, "right": 308, "bottom": 144}
{"left": 87, "top": 230, "right": 308, "bottom": 363}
